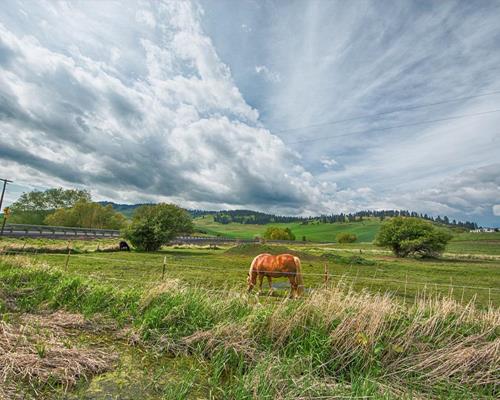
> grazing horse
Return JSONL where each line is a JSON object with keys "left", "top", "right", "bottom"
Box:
{"left": 247, "top": 253, "right": 304, "bottom": 298}
{"left": 119, "top": 241, "right": 130, "bottom": 251}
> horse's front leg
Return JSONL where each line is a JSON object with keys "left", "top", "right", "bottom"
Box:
{"left": 267, "top": 276, "right": 274, "bottom": 296}
{"left": 257, "top": 274, "right": 264, "bottom": 295}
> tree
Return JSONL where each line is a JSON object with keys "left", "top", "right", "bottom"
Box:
{"left": 336, "top": 232, "right": 357, "bottom": 243}
{"left": 375, "top": 217, "right": 452, "bottom": 258}
{"left": 123, "top": 203, "right": 193, "bottom": 251}
{"left": 9, "top": 188, "right": 90, "bottom": 224}
{"left": 263, "top": 227, "right": 295, "bottom": 241}
{"left": 45, "top": 200, "right": 126, "bottom": 229}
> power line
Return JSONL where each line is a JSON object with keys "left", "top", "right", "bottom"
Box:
{"left": 273, "top": 89, "right": 500, "bottom": 134}
{"left": 285, "top": 108, "right": 500, "bottom": 145}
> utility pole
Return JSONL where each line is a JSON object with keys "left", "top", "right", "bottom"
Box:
{"left": 0, "top": 179, "right": 13, "bottom": 237}
{"left": 0, "top": 178, "right": 13, "bottom": 213}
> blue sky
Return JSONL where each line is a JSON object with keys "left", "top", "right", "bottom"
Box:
{"left": 0, "top": 0, "right": 499, "bottom": 226}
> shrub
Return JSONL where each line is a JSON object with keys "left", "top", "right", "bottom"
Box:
{"left": 263, "top": 227, "right": 295, "bottom": 241}
{"left": 375, "top": 217, "right": 452, "bottom": 257}
{"left": 336, "top": 232, "right": 357, "bottom": 243}
{"left": 123, "top": 203, "right": 193, "bottom": 251}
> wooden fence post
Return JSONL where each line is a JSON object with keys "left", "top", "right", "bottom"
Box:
{"left": 64, "top": 243, "right": 71, "bottom": 270}
{"left": 162, "top": 256, "right": 167, "bottom": 280}
{"left": 323, "top": 263, "right": 329, "bottom": 285}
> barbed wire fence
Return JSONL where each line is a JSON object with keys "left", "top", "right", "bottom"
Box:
{"left": 0, "top": 249, "right": 498, "bottom": 304}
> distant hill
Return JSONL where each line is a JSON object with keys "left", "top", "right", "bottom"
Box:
{"left": 97, "top": 201, "right": 149, "bottom": 218}
{"left": 194, "top": 214, "right": 382, "bottom": 242}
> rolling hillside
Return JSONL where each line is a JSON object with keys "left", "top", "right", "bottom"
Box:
{"left": 194, "top": 215, "right": 382, "bottom": 242}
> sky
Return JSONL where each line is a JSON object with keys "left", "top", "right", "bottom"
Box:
{"left": 0, "top": 0, "right": 499, "bottom": 226}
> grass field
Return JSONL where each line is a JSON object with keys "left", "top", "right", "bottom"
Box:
{"left": 1, "top": 234, "right": 499, "bottom": 399}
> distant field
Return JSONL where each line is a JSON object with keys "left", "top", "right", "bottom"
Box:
{"left": 194, "top": 215, "right": 382, "bottom": 242}
{"left": 195, "top": 216, "right": 500, "bottom": 255}
{"left": 447, "top": 231, "right": 500, "bottom": 255}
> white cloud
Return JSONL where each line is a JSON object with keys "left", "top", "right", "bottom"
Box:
{"left": 255, "top": 65, "right": 281, "bottom": 83}
{"left": 320, "top": 157, "right": 338, "bottom": 168}
{"left": 136, "top": 9, "right": 156, "bottom": 28}
{"left": 493, "top": 205, "right": 500, "bottom": 216}
{"left": 0, "top": 1, "right": 320, "bottom": 213}
{"left": 1, "top": 0, "right": 500, "bottom": 225}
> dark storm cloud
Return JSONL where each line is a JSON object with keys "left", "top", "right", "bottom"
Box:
{"left": 0, "top": 145, "right": 85, "bottom": 184}
{"left": 0, "top": 38, "right": 15, "bottom": 67}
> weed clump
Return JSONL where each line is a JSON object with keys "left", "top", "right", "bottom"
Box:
{"left": 0, "top": 312, "right": 117, "bottom": 397}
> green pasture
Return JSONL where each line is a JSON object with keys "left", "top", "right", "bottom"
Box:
{"left": 2, "top": 237, "right": 498, "bottom": 307}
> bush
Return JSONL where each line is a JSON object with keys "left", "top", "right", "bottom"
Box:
{"left": 263, "top": 227, "right": 295, "bottom": 241}
{"left": 123, "top": 203, "right": 193, "bottom": 251}
{"left": 375, "top": 217, "right": 452, "bottom": 257}
{"left": 336, "top": 232, "right": 357, "bottom": 243}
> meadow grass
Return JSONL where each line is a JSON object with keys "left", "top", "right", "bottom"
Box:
{"left": 0, "top": 256, "right": 498, "bottom": 399}
{"left": 2, "top": 240, "right": 497, "bottom": 307}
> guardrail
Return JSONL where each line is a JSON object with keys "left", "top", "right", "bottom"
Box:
{"left": 0, "top": 224, "right": 316, "bottom": 245}
{"left": 2, "top": 224, "right": 120, "bottom": 238}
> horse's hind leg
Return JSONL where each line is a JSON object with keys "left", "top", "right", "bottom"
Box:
{"left": 267, "top": 276, "right": 273, "bottom": 296}
{"left": 288, "top": 276, "right": 298, "bottom": 298}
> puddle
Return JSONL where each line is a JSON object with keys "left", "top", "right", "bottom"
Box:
{"left": 64, "top": 332, "right": 210, "bottom": 400}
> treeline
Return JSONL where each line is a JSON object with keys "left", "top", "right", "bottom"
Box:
{"left": 318, "top": 210, "right": 479, "bottom": 230}
{"left": 5, "top": 190, "right": 480, "bottom": 231}
{"left": 191, "top": 209, "right": 309, "bottom": 224}
{"left": 191, "top": 208, "right": 479, "bottom": 230}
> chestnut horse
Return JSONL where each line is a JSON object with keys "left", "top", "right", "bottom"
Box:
{"left": 247, "top": 253, "right": 304, "bottom": 298}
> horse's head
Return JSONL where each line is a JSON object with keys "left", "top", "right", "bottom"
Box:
{"left": 247, "top": 272, "right": 256, "bottom": 291}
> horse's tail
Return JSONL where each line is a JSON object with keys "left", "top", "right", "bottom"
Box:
{"left": 293, "top": 256, "right": 304, "bottom": 295}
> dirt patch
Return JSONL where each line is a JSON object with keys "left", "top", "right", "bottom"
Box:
{"left": 320, "top": 253, "right": 376, "bottom": 266}
{"left": 225, "top": 243, "right": 316, "bottom": 260}
{"left": 0, "top": 311, "right": 118, "bottom": 397}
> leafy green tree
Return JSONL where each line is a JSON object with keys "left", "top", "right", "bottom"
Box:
{"left": 375, "top": 217, "right": 452, "bottom": 258}
{"left": 263, "top": 226, "right": 296, "bottom": 241}
{"left": 45, "top": 200, "right": 126, "bottom": 229}
{"left": 123, "top": 204, "right": 193, "bottom": 251}
{"left": 336, "top": 232, "right": 357, "bottom": 243}
{"left": 9, "top": 188, "right": 90, "bottom": 224}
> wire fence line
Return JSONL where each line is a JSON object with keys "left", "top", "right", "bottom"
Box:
{"left": 0, "top": 250, "right": 498, "bottom": 294}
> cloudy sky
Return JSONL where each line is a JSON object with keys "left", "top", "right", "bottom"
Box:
{"left": 1, "top": 0, "right": 499, "bottom": 226}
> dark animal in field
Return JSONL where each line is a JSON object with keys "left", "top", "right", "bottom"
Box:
{"left": 247, "top": 253, "right": 304, "bottom": 298}
{"left": 119, "top": 241, "right": 130, "bottom": 251}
